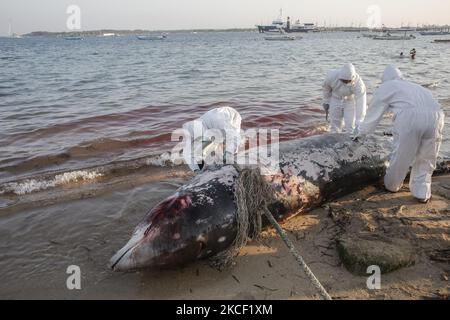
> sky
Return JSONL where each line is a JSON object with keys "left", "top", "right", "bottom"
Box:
{"left": 1, "top": 0, "right": 449, "bottom": 35}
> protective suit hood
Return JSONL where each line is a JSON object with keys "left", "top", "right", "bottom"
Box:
{"left": 339, "top": 63, "right": 357, "bottom": 81}
{"left": 382, "top": 65, "right": 403, "bottom": 83}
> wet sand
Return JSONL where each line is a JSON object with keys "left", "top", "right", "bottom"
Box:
{"left": 0, "top": 170, "right": 448, "bottom": 300}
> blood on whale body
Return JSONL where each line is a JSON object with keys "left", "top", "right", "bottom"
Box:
{"left": 110, "top": 134, "right": 393, "bottom": 272}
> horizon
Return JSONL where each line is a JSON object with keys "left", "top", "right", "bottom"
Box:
{"left": 18, "top": 24, "right": 450, "bottom": 36}
{"left": 1, "top": 0, "right": 450, "bottom": 36}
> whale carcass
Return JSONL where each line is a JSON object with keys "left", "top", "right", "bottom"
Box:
{"left": 110, "top": 134, "right": 393, "bottom": 271}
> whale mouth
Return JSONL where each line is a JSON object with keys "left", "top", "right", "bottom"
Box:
{"left": 109, "top": 230, "right": 146, "bottom": 271}
{"left": 109, "top": 244, "right": 135, "bottom": 271}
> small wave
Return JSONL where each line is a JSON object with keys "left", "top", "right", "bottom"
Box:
{"left": 0, "top": 170, "right": 104, "bottom": 195}
{"left": 0, "top": 152, "right": 182, "bottom": 195}
{"left": 421, "top": 82, "right": 439, "bottom": 89}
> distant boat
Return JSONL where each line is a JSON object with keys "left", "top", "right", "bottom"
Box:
{"left": 64, "top": 36, "right": 83, "bottom": 40}
{"left": 136, "top": 35, "right": 166, "bottom": 40}
{"left": 102, "top": 33, "right": 116, "bottom": 37}
{"left": 420, "top": 31, "right": 450, "bottom": 36}
{"left": 264, "top": 27, "right": 297, "bottom": 41}
{"left": 373, "top": 32, "right": 416, "bottom": 40}
{"left": 8, "top": 21, "right": 22, "bottom": 38}
{"left": 361, "top": 33, "right": 378, "bottom": 38}
{"left": 264, "top": 35, "right": 297, "bottom": 41}
{"left": 288, "top": 21, "right": 317, "bottom": 33}
{"left": 256, "top": 10, "right": 317, "bottom": 33}
{"left": 256, "top": 9, "right": 285, "bottom": 33}
{"left": 433, "top": 39, "right": 450, "bottom": 43}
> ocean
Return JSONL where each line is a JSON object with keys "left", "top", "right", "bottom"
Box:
{"left": 0, "top": 31, "right": 449, "bottom": 298}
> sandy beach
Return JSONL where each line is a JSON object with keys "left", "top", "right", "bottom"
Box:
{"left": 1, "top": 5, "right": 450, "bottom": 302}
{"left": 1, "top": 169, "right": 448, "bottom": 300}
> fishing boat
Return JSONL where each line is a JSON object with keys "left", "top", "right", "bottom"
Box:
{"left": 136, "top": 35, "right": 167, "bottom": 40}
{"left": 433, "top": 39, "right": 450, "bottom": 43}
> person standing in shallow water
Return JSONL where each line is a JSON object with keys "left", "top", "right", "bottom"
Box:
{"left": 410, "top": 48, "right": 416, "bottom": 59}
{"left": 322, "top": 63, "right": 367, "bottom": 134}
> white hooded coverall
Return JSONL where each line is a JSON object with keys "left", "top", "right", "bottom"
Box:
{"left": 323, "top": 63, "right": 367, "bottom": 133}
{"left": 182, "top": 106, "right": 242, "bottom": 172}
{"left": 359, "top": 66, "right": 445, "bottom": 201}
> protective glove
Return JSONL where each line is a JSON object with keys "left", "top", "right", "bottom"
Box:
{"left": 323, "top": 104, "right": 330, "bottom": 122}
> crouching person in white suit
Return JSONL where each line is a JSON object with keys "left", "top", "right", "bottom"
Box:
{"left": 323, "top": 63, "right": 367, "bottom": 134}
{"left": 182, "top": 107, "right": 242, "bottom": 172}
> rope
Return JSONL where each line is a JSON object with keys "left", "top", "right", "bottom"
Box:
{"left": 261, "top": 206, "right": 332, "bottom": 300}
{"left": 211, "top": 165, "right": 332, "bottom": 300}
{"left": 237, "top": 165, "right": 332, "bottom": 300}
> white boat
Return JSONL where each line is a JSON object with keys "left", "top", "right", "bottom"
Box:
{"left": 264, "top": 35, "right": 297, "bottom": 41}
{"left": 373, "top": 33, "right": 416, "bottom": 40}
{"left": 136, "top": 35, "right": 166, "bottom": 40}
{"left": 289, "top": 20, "right": 317, "bottom": 33}
{"left": 257, "top": 10, "right": 317, "bottom": 34}
{"left": 8, "top": 22, "right": 22, "bottom": 38}
{"left": 264, "top": 27, "right": 297, "bottom": 41}
{"left": 102, "top": 33, "right": 116, "bottom": 37}
{"left": 64, "top": 36, "right": 83, "bottom": 40}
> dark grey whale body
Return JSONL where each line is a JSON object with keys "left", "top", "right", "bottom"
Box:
{"left": 111, "top": 134, "right": 393, "bottom": 271}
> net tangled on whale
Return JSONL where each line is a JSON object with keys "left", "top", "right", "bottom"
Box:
{"left": 210, "top": 166, "right": 277, "bottom": 269}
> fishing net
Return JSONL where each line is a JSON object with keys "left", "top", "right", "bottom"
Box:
{"left": 210, "top": 166, "right": 277, "bottom": 269}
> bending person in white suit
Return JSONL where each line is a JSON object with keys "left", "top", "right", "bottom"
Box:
{"left": 182, "top": 107, "right": 242, "bottom": 172}
{"left": 355, "top": 65, "right": 445, "bottom": 203}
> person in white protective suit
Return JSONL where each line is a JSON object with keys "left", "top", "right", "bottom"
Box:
{"left": 323, "top": 63, "right": 367, "bottom": 133}
{"left": 355, "top": 65, "right": 445, "bottom": 203}
{"left": 182, "top": 106, "right": 242, "bottom": 172}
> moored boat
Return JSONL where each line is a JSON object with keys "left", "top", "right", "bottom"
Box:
{"left": 136, "top": 35, "right": 166, "bottom": 40}
{"left": 64, "top": 36, "right": 83, "bottom": 40}
{"left": 373, "top": 33, "right": 416, "bottom": 40}
{"left": 264, "top": 35, "right": 297, "bottom": 41}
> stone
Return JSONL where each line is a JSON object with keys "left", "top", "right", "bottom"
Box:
{"left": 337, "top": 233, "right": 415, "bottom": 275}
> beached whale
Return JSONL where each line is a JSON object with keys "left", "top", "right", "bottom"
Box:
{"left": 110, "top": 133, "right": 394, "bottom": 271}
